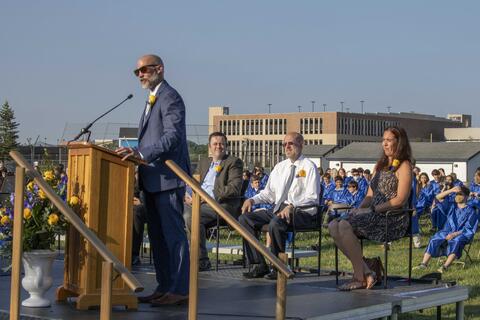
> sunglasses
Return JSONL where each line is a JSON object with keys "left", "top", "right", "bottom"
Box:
{"left": 133, "top": 64, "right": 159, "bottom": 76}
{"left": 283, "top": 141, "right": 297, "bottom": 147}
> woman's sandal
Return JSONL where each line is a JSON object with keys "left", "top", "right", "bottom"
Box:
{"left": 338, "top": 279, "right": 366, "bottom": 291}
{"left": 365, "top": 271, "right": 377, "bottom": 290}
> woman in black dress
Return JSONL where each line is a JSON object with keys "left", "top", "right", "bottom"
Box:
{"left": 329, "top": 126, "right": 413, "bottom": 291}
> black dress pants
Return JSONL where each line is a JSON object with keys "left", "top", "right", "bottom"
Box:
{"left": 238, "top": 205, "right": 316, "bottom": 267}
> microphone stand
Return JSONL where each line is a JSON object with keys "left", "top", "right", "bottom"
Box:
{"left": 71, "top": 94, "right": 133, "bottom": 142}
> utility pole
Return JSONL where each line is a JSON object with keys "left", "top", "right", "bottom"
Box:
{"left": 311, "top": 100, "right": 315, "bottom": 112}
{"left": 340, "top": 101, "right": 344, "bottom": 112}
{"left": 360, "top": 100, "right": 365, "bottom": 113}
{"left": 387, "top": 106, "right": 392, "bottom": 113}
{"left": 323, "top": 103, "right": 327, "bottom": 112}
{"left": 268, "top": 103, "right": 272, "bottom": 114}
{"left": 298, "top": 105, "right": 302, "bottom": 113}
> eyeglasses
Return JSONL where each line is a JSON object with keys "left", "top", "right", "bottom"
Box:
{"left": 133, "top": 64, "right": 159, "bottom": 76}
{"left": 282, "top": 141, "right": 297, "bottom": 147}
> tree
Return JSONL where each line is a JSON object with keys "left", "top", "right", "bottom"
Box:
{"left": 0, "top": 100, "right": 20, "bottom": 159}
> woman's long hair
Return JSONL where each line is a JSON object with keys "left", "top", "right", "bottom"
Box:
{"left": 375, "top": 126, "right": 413, "bottom": 172}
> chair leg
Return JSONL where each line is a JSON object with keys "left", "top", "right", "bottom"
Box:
{"left": 408, "top": 232, "right": 413, "bottom": 285}
{"left": 215, "top": 216, "right": 220, "bottom": 272}
{"left": 335, "top": 245, "right": 339, "bottom": 285}
{"left": 318, "top": 227, "right": 321, "bottom": 276}
{"left": 291, "top": 231, "right": 296, "bottom": 271}
{"left": 384, "top": 240, "right": 388, "bottom": 289}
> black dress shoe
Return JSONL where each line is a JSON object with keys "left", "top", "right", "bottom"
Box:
{"left": 199, "top": 259, "right": 212, "bottom": 272}
{"left": 243, "top": 264, "right": 269, "bottom": 279}
{"left": 264, "top": 269, "right": 277, "bottom": 280}
{"left": 138, "top": 291, "right": 165, "bottom": 303}
{"left": 151, "top": 293, "right": 188, "bottom": 306}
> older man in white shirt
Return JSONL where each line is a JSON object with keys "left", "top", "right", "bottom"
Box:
{"left": 239, "top": 132, "right": 321, "bottom": 279}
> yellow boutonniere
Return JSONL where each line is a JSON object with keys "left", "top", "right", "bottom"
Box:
{"left": 296, "top": 169, "right": 306, "bottom": 178}
{"left": 214, "top": 165, "right": 222, "bottom": 173}
{"left": 389, "top": 159, "right": 401, "bottom": 171}
{"left": 148, "top": 94, "right": 157, "bottom": 106}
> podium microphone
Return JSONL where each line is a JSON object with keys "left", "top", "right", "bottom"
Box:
{"left": 71, "top": 94, "right": 134, "bottom": 142}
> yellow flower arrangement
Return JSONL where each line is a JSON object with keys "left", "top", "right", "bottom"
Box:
{"left": 297, "top": 169, "right": 306, "bottom": 178}
{"left": 0, "top": 153, "right": 72, "bottom": 258}
{"left": 148, "top": 94, "right": 157, "bottom": 106}
{"left": 214, "top": 165, "right": 223, "bottom": 173}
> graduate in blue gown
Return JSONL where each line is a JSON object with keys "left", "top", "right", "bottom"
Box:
{"left": 468, "top": 169, "right": 480, "bottom": 210}
{"left": 415, "top": 185, "right": 478, "bottom": 273}
{"left": 326, "top": 176, "right": 349, "bottom": 204}
{"left": 338, "top": 168, "right": 348, "bottom": 186}
{"left": 429, "top": 169, "right": 443, "bottom": 198}
{"left": 327, "top": 180, "right": 363, "bottom": 222}
{"left": 415, "top": 173, "right": 433, "bottom": 215}
{"left": 322, "top": 173, "right": 335, "bottom": 205}
{"left": 345, "top": 180, "right": 363, "bottom": 208}
{"left": 431, "top": 175, "right": 456, "bottom": 230}
{"left": 450, "top": 172, "right": 463, "bottom": 187}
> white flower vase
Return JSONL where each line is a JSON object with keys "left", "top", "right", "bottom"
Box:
{"left": 21, "top": 250, "right": 57, "bottom": 307}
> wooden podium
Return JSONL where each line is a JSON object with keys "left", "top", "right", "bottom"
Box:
{"left": 56, "top": 142, "right": 138, "bottom": 310}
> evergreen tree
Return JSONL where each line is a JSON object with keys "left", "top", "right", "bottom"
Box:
{"left": 0, "top": 100, "right": 20, "bottom": 158}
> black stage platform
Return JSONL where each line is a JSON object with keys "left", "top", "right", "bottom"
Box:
{"left": 0, "top": 258, "right": 469, "bottom": 320}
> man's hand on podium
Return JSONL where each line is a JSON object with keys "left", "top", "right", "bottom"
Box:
{"left": 115, "top": 147, "right": 142, "bottom": 162}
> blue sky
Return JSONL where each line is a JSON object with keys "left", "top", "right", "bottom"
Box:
{"left": 1, "top": 1, "right": 479, "bottom": 143}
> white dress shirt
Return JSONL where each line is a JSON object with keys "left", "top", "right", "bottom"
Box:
{"left": 251, "top": 155, "right": 321, "bottom": 210}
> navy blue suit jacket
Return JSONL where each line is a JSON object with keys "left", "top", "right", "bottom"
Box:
{"left": 137, "top": 80, "right": 191, "bottom": 193}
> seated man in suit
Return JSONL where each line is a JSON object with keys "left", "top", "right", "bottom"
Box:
{"left": 239, "top": 132, "right": 321, "bottom": 279}
{"left": 184, "top": 131, "right": 243, "bottom": 271}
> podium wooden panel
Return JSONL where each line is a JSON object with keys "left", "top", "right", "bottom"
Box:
{"left": 56, "top": 143, "right": 137, "bottom": 310}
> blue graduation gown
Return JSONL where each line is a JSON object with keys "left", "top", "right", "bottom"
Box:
{"left": 431, "top": 192, "right": 456, "bottom": 230}
{"left": 346, "top": 191, "right": 363, "bottom": 208}
{"left": 343, "top": 176, "right": 353, "bottom": 187}
{"left": 415, "top": 184, "right": 433, "bottom": 215}
{"left": 468, "top": 182, "right": 480, "bottom": 210}
{"left": 429, "top": 181, "right": 442, "bottom": 197}
{"left": 357, "top": 177, "right": 369, "bottom": 197}
{"left": 244, "top": 186, "right": 273, "bottom": 211}
{"left": 322, "top": 181, "right": 335, "bottom": 204}
{"left": 328, "top": 187, "right": 350, "bottom": 204}
{"left": 426, "top": 204, "right": 478, "bottom": 258}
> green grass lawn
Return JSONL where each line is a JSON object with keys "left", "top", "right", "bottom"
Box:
{"left": 208, "top": 218, "right": 480, "bottom": 319}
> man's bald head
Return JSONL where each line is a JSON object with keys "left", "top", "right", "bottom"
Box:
{"left": 137, "top": 54, "right": 164, "bottom": 68}
{"left": 286, "top": 132, "right": 304, "bottom": 145}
